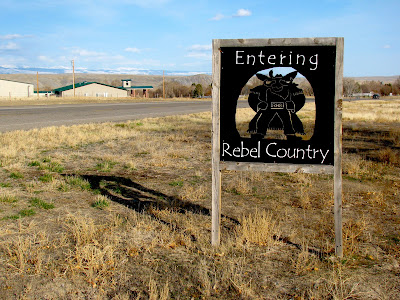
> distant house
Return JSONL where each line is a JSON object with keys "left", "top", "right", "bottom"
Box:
{"left": 34, "top": 90, "right": 54, "bottom": 97}
{"left": 121, "top": 79, "right": 153, "bottom": 97}
{"left": 351, "top": 92, "right": 374, "bottom": 98}
{"left": 0, "top": 79, "right": 35, "bottom": 98}
{"left": 53, "top": 81, "right": 128, "bottom": 97}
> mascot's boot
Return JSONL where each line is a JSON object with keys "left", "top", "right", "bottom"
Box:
{"left": 286, "top": 134, "right": 302, "bottom": 141}
{"left": 250, "top": 133, "right": 265, "bottom": 140}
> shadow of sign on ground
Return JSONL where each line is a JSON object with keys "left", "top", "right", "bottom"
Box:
{"left": 78, "top": 174, "right": 240, "bottom": 235}
{"left": 61, "top": 174, "right": 330, "bottom": 258}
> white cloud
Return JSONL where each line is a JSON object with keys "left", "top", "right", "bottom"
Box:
{"left": 234, "top": 9, "right": 251, "bottom": 17}
{"left": 122, "top": 0, "right": 170, "bottom": 8}
{"left": 0, "top": 42, "right": 19, "bottom": 50}
{"left": 383, "top": 45, "right": 391, "bottom": 49}
{"left": 125, "top": 47, "right": 141, "bottom": 53}
{"left": 0, "top": 64, "right": 17, "bottom": 68}
{"left": 211, "top": 9, "right": 252, "bottom": 21}
{"left": 0, "top": 34, "right": 22, "bottom": 40}
{"left": 186, "top": 44, "right": 212, "bottom": 60}
{"left": 211, "top": 13, "right": 225, "bottom": 21}
{"left": 186, "top": 52, "right": 211, "bottom": 59}
{"left": 71, "top": 48, "right": 106, "bottom": 57}
{"left": 38, "top": 55, "right": 55, "bottom": 62}
{"left": 0, "top": 34, "right": 32, "bottom": 40}
{"left": 188, "top": 44, "right": 212, "bottom": 51}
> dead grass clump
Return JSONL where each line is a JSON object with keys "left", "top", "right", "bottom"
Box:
{"left": 148, "top": 278, "right": 170, "bottom": 300}
{"left": 178, "top": 183, "right": 208, "bottom": 202}
{"left": 224, "top": 172, "right": 254, "bottom": 196}
{"left": 290, "top": 246, "right": 322, "bottom": 276}
{"left": 309, "top": 262, "right": 361, "bottom": 300}
{"left": 363, "top": 190, "right": 386, "bottom": 208}
{"left": 63, "top": 214, "right": 99, "bottom": 246}
{"left": 343, "top": 154, "right": 386, "bottom": 180}
{"left": 343, "top": 218, "right": 368, "bottom": 256}
{"left": 237, "top": 210, "right": 278, "bottom": 247}
{"left": 0, "top": 189, "right": 18, "bottom": 203}
{"left": 64, "top": 243, "right": 118, "bottom": 288}
{"left": 376, "top": 148, "right": 400, "bottom": 165}
{"left": 2, "top": 232, "right": 48, "bottom": 274}
{"left": 60, "top": 213, "right": 134, "bottom": 291}
{"left": 294, "top": 186, "right": 312, "bottom": 209}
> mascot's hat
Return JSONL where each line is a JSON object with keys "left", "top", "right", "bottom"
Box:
{"left": 256, "top": 70, "right": 298, "bottom": 82}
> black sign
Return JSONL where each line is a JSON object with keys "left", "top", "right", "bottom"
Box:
{"left": 219, "top": 45, "right": 336, "bottom": 165}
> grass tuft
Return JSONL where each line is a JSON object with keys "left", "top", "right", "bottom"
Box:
{"left": 30, "top": 198, "right": 55, "bottom": 210}
{"left": 9, "top": 172, "right": 24, "bottom": 179}
{"left": 38, "top": 174, "right": 54, "bottom": 182}
{"left": 92, "top": 195, "right": 110, "bottom": 210}
{"left": 3, "top": 209, "right": 36, "bottom": 220}
{"left": 95, "top": 161, "right": 117, "bottom": 172}
{"left": 169, "top": 180, "right": 184, "bottom": 187}
{"left": 65, "top": 175, "right": 91, "bottom": 191}
{"left": 0, "top": 192, "right": 18, "bottom": 203}
{"left": 237, "top": 210, "right": 278, "bottom": 247}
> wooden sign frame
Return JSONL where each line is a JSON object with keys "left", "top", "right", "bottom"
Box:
{"left": 212, "top": 38, "right": 344, "bottom": 256}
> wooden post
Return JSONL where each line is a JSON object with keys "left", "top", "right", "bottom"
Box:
{"left": 163, "top": 70, "right": 165, "bottom": 99}
{"left": 72, "top": 60, "right": 75, "bottom": 97}
{"left": 334, "top": 37, "right": 344, "bottom": 257}
{"left": 37, "top": 71, "right": 39, "bottom": 99}
{"left": 212, "top": 39, "right": 222, "bottom": 246}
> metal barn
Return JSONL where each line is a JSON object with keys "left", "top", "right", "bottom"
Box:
{"left": 0, "top": 79, "right": 35, "bottom": 98}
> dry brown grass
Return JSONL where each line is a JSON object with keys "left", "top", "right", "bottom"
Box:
{"left": 0, "top": 99, "right": 399, "bottom": 299}
{"left": 343, "top": 99, "right": 400, "bottom": 123}
{"left": 0, "top": 96, "right": 210, "bottom": 107}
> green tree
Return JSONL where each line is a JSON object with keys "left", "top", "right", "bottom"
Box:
{"left": 192, "top": 83, "right": 203, "bottom": 98}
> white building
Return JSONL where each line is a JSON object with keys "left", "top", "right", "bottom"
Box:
{"left": 121, "top": 79, "right": 153, "bottom": 97}
{"left": 0, "top": 79, "right": 35, "bottom": 98}
{"left": 53, "top": 81, "right": 128, "bottom": 97}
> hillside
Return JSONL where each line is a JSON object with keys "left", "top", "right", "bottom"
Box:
{"left": 0, "top": 73, "right": 213, "bottom": 91}
{"left": 351, "top": 75, "right": 399, "bottom": 84}
{"left": 0, "top": 73, "right": 398, "bottom": 91}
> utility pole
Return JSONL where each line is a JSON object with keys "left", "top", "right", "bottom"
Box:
{"left": 72, "top": 60, "right": 76, "bottom": 97}
{"left": 163, "top": 71, "right": 165, "bottom": 99}
{"left": 36, "top": 71, "right": 39, "bottom": 99}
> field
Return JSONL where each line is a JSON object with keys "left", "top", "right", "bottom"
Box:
{"left": 0, "top": 100, "right": 399, "bottom": 299}
{"left": 0, "top": 96, "right": 212, "bottom": 107}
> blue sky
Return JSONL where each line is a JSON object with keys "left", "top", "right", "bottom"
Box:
{"left": 0, "top": 0, "right": 398, "bottom": 76}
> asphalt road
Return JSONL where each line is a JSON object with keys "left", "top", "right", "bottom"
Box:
{"left": 0, "top": 100, "right": 249, "bottom": 132}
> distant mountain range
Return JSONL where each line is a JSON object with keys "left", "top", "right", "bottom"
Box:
{"left": 0, "top": 65, "right": 209, "bottom": 77}
{"left": 0, "top": 65, "right": 398, "bottom": 90}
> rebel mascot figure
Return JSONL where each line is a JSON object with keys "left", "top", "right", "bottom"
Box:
{"left": 247, "top": 70, "right": 306, "bottom": 141}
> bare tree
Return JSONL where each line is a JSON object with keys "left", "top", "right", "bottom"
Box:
{"left": 298, "top": 80, "right": 314, "bottom": 96}
{"left": 343, "top": 78, "right": 360, "bottom": 97}
{"left": 361, "top": 81, "right": 382, "bottom": 93}
{"left": 393, "top": 77, "right": 400, "bottom": 95}
{"left": 152, "top": 81, "right": 193, "bottom": 98}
